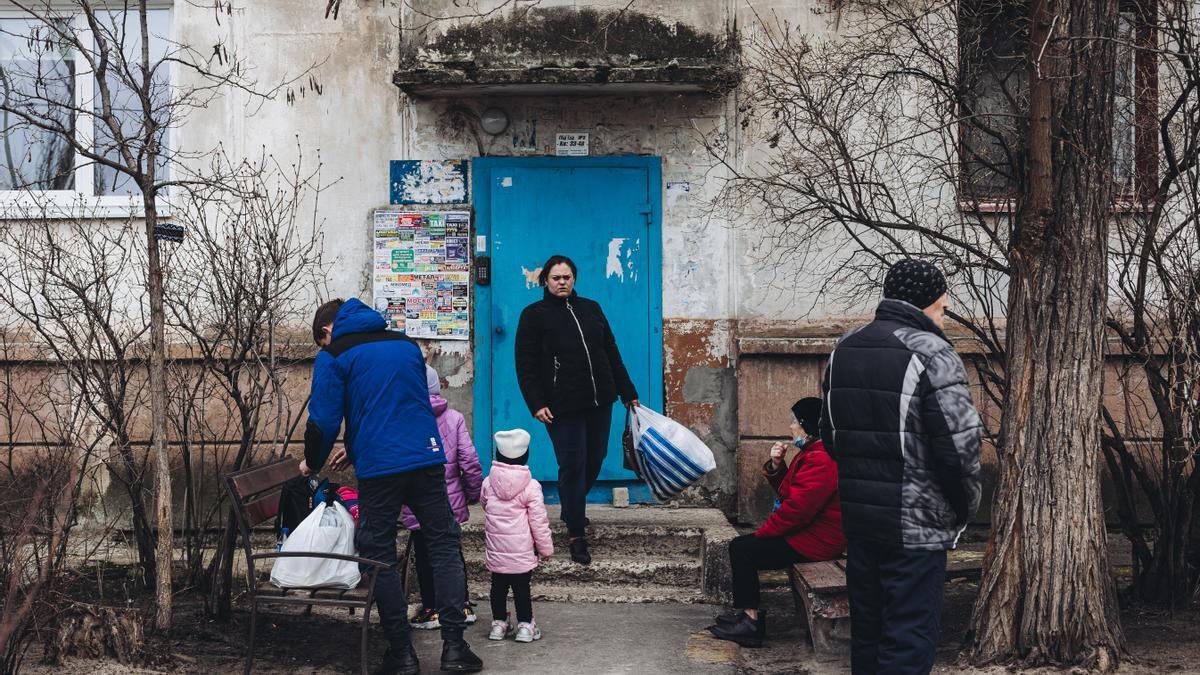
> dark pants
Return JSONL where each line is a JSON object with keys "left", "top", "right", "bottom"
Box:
{"left": 489, "top": 572, "right": 533, "bottom": 624}
{"left": 546, "top": 405, "right": 612, "bottom": 537}
{"left": 729, "top": 533, "right": 807, "bottom": 609}
{"left": 410, "top": 530, "right": 469, "bottom": 611}
{"left": 356, "top": 465, "right": 467, "bottom": 647}
{"left": 846, "top": 539, "right": 946, "bottom": 675}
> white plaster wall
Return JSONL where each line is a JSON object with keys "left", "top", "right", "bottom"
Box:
{"left": 727, "top": 1, "right": 995, "bottom": 322}
{"left": 8, "top": 0, "right": 1186, "bottom": 333}
{"left": 172, "top": 0, "right": 407, "bottom": 302}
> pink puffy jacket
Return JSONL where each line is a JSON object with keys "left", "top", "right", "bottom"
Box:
{"left": 402, "top": 396, "right": 483, "bottom": 531}
{"left": 480, "top": 462, "right": 554, "bottom": 575}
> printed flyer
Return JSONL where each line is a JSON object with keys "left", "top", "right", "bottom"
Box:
{"left": 372, "top": 210, "right": 470, "bottom": 340}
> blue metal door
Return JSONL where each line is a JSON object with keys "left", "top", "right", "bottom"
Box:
{"left": 473, "top": 157, "right": 663, "bottom": 500}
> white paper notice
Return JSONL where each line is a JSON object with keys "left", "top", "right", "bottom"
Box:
{"left": 556, "top": 133, "right": 589, "bottom": 156}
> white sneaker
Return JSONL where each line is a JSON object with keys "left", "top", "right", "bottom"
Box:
{"left": 514, "top": 621, "right": 542, "bottom": 643}
{"left": 488, "top": 620, "right": 512, "bottom": 641}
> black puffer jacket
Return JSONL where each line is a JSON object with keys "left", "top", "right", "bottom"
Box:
{"left": 515, "top": 290, "right": 638, "bottom": 416}
{"left": 819, "top": 299, "right": 983, "bottom": 551}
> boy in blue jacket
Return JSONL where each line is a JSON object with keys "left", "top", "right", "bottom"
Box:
{"left": 300, "top": 298, "right": 483, "bottom": 675}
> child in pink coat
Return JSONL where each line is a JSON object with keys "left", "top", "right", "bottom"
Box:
{"left": 481, "top": 428, "right": 554, "bottom": 643}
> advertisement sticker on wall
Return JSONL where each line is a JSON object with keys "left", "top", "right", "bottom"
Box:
{"left": 372, "top": 210, "right": 471, "bottom": 340}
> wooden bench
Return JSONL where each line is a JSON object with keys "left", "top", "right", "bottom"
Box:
{"left": 224, "top": 459, "right": 408, "bottom": 675}
{"left": 787, "top": 560, "right": 851, "bottom": 655}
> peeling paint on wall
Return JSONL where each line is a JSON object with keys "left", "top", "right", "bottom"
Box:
{"left": 521, "top": 266, "right": 542, "bottom": 289}
{"left": 605, "top": 238, "right": 642, "bottom": 284}
{"left": 662, "top": 319, "right": 738, "bottom": 513}
{"left": 606, "top": 238, "right": 626, "bottom": 281}
{"left": 389, "top": 159, "right": 468, "bottom": 204}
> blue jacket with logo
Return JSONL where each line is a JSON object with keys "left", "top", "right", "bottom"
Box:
{"left": 303, "top": 298, "right": 445, "bottom": 479}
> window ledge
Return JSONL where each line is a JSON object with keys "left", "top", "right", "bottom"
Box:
{"left": 0, "top": 192, "right": 171, "bottom": 221}
{"left": 957, "top": 198, "right": 1154, "bottom": 215}
{"left": 957, "top": 200, "right": 1017, "bottom": 214}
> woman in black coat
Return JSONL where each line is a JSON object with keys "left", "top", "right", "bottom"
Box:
{"left": 515, "top": 254, "right": 638, "bottom": 565}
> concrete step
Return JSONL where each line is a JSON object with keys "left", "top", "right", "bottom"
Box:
{"left": 469, "top": 582, "right": 708, "bottom": 605}
{"left": 457, "top": 524, "right": 705, "bottom": 558}
{"left": 463, "top": 550, "right": 702, "bottom": 588}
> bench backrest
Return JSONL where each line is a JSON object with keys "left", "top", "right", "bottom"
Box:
{"left": 223, "top": 458, "right": 300, "bottom": 585}
{"left": 225, "top": 458, "right": 297, "bottom": 528}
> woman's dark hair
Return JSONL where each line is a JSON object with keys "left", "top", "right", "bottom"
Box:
{"left": 538, "top": 255, "right": 578, "bottom": 287}
{"left": 312, "top": 298, "right": 344, "bottom": 344}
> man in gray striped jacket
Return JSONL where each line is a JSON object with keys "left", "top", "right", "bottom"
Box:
{"left": 820, "top": 259, "right": 983, "bottom": 675}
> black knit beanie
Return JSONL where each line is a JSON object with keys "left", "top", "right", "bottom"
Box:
{"left": 883, "top": 259, "right": 948, "bottom": 310}
{"left": 790, "top": 397, "right": 823, "bottom": 437}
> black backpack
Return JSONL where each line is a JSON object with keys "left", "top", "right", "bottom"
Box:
{"left": 274, "top": 476, "right": 339, "bottom": 536}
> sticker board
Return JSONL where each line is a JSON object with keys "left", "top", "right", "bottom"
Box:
{"left": 373, "top": 210, "right": 471, "bottom": 340}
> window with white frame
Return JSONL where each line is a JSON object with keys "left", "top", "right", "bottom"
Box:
{"left": 0, "top": 5, "right": 171, "bottom": 206}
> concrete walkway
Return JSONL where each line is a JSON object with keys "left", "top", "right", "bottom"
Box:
{"left": 410, "top": 602, "right": 740, "bottom": 675}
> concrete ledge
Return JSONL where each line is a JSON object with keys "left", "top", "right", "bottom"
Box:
{"left": 699, "top": 517, "right": 737, "bottom": 605}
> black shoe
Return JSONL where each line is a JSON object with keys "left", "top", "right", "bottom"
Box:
{"left": 714, "top": 610, "right": 739, "bottom": 626}
{"left": 715, "top": 609, "right": 767, "bottom": 634}
{"left": 373, "top": 644, "right": 420, "bottom": 675}
{"left": 569, "top": 537, "right": 592, "bottom": 565}
{"left": 708, "top": 614, "right": 764, "bottom": 648}
{"left": 440, "top": 639, "right": 483, "bottom": 673}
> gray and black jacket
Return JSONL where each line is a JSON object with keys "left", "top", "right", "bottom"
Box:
{"left": 819, "top": 299, "right": 983, "bottom": 551}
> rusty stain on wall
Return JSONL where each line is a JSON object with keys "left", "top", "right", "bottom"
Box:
{"left": 663, "top": 318, "right": 737, "bottom": 511}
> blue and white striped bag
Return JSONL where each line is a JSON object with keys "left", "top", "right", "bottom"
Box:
{"left": 628, "top": 404, "right": 716, "bottom": 502}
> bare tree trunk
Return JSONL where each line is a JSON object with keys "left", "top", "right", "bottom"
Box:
{"left": 136, "top": 0, "right": 173, "bottom": 633}
{"left": 969, "top": 0, "right": 1125, "bottom": 668}
{"left": 144, "top": 193, "right": 173, "bottom": 632}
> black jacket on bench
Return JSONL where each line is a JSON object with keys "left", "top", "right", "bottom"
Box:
{"left": 819, "top": 299, "right": 983, "bottom": 551}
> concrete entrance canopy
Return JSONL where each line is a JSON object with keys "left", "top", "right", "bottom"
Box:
{"left": 393, "top": 67, "right": 740, "bottom": 98}
{"left": 394, "top": 5, "right": 740, "bottom": 98}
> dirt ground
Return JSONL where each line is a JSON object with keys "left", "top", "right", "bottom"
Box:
{"left": 15, "top": 564, "right": 1200, "bottom": 674}
{"left": 739, "top": 578, "right": 1200, "bottom": 674}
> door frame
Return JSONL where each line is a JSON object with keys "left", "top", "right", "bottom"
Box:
{"left": 471, "top": 155, "right": 664, "bottom": 493}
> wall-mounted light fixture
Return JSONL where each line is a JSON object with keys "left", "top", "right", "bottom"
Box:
{"left": 479, "top": 107, "right": 509, "bottom": 136}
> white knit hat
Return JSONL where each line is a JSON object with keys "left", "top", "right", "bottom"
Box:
{"left": 425, "top": 364, "right": 441, "bottom": 396}
{"left": 494, "top": 429, "right": 531, "bottom": 460}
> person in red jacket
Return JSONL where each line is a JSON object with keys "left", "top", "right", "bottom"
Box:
{"left": 709, "top": 397, "right": 846, "bottom": 647}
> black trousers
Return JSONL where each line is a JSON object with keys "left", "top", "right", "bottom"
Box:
{"left": 489, "top": 572, "right": 533, "bottom": 624}
{"left": 410, "top": 529, "right": 469, "bottom": 611}
{"left": 846, "top": 538, "right": 946, "bottom": 675}
{"left": 356, "top": 465, "right": 466, "bottom": 646}
{"left": 546, "top": 405, "right": 612, "bottom": 537}
{"left": 729, "top": 533, "right": 807, "bottom": 609}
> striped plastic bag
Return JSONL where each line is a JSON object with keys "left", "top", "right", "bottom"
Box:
{"left": 628, "top": 404, "right": 716, "bottom": 502}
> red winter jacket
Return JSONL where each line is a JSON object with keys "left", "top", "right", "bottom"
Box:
{"left": 755, "top": 440, "right": 847, "bottom": 561}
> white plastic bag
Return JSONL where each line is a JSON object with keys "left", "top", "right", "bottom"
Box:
{"left": 628, "top": 404, "right": 717, "bottom": 502}
{"left": 270, "top": 501, "right": 361, "bottom": 589}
